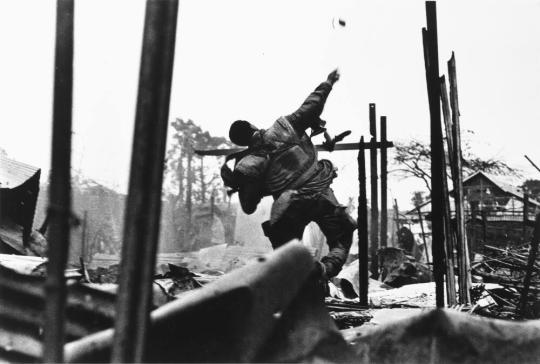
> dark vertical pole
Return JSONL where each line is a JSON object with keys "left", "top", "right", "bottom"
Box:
{"left": 523, "top": 193, "right": 529, "bottom": 242}
{"left": 358, "top": 137, "right": 369, "bottom": 306}
{"left": 111, "top": 1, "right": 179, "bottom": 362}
{"left": 439, "top": 78, "right": 458, "bottom": 305}
{"left": 43, "top": 0, "right": 74, "bottom": 361}
{"left": 440, "top": 75, "right": 458, "bottom": 305}
{"left": 520, "top": 213, "right": 540, "bottom": 316}
{"left": 448, "top": 53, "right": 471, "bottom": 303}
{"left": 424, "top": 1, "right": 445, "bottom": 307}
{"left": 417, "top": 207, "right": 430, "bottom": 265}
{"left": 380, "top": 116, "right": 388, "bottom": 248}
{"left": 442, "top": 173, "right": 458, "bottom": 306}
{"left": 369, "top": 103, "right": 379, "bottom": 277}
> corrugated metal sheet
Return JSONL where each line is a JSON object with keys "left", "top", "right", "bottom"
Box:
{"left": 0, "top": 263, "right": 116, "bottom": 362}
{"left": 0, "top": 155, "right": 40, "bottom": 189}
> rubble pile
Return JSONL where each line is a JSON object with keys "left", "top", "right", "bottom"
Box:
{"left": 88, "top": 264, "right": 120, "bottom": 283}
{"left": 471, "top": 244, "right": 540, "bottom": 319}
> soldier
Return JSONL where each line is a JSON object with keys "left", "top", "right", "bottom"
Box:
{"left": 221, "top": 69, "right": 357, "bottom": 281}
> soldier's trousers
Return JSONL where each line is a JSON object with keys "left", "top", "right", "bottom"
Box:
{"left": 262, "top": 188, "right": 357, "bottom": 278}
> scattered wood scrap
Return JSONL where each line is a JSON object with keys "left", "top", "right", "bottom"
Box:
{"left": 472, "top": 244, "right": 540, "bottom": 318}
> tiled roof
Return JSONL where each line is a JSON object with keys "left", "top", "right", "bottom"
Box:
{"left": 0, "top": 155, "right": 40, "bottom": 189}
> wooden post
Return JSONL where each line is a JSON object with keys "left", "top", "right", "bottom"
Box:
{"left": 380, "top": 116, "right": 388, "bottom": 248}
{"left": 111, "top": 1, "right": 179, "bottom": 362}
{"left": 43, "top": 0, "right": 74, "bottom": 361}
{"left": 519, "top": 213, "right": 540, "bottom": 316}
{"left": 523, "top": 193, "right": 529, "bottom": 242}
{"left": 440, "top": 76, "right": 454, "bottom": 167}
{"left": 358, "top": 137, "right": 369, "bottom": 306}
{"left": 439, "top": 75, "right": 457, "bottom": 305}
{"left": 369, "top": 103, "right": 379, "bottom": 278}
{"left": 448, "top": 52, "right": 471, "bottom": 303}
{"left": 442, "top": 168, "right": 458, "bottom": 306}
{"left": 423, "top": 1, "right": 445, "bottom": 307}
{"left": 417, "top": 207, "right": 430, "bottom": 265}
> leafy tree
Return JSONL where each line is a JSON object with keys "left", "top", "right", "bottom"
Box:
{"left": 393, "top": 136, "right": 519, "bottom": 192}
{"left": 164, "top": 118, "right": 232, "bottom": 247}
{"left": 522, "top": 179, "right": 540, "bottom": 201}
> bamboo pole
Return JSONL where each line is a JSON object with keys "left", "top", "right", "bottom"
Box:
{"left": 424, "top": 1, "right": 445, "bottom": 307}
{"left": 448, "top": 52, "right": 471, "bottom": 303}
{"left": 369, "top": 103, "right": 379, "bottom": 278}
{"left": 439, "top": 75, "right": 457, "bottom": 305}
{"left": 43, "top": 0, "right": 74, "bottom": 361}
{"left": 442, "top": 170, "right": 458, "bottom": 306}
{"left": 358, "top": 137, "right": 369, "bottom": 306}
{"left": 195, "top": 141, "right": 394, "bottom": 156}
{"left": 525, "top": 155, "right": 540, "bottom": 174}
{"left": 111, "top": 1, "right": 179, "bottom": 362}
{"left": 380, "top": 116, "right": 388, "bottom": 248}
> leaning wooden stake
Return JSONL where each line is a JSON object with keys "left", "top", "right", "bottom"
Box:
{"left": 439, "top": 75, "right": 457, "bottom": 306}
{"left": 448, "top": 52, "right": 471, "bottom": 303}
{"left": 380, "top": 116, "right": 388, "bottom": 248}
{"left": 519, "top": 213, "right": 540, "bottom": 316}
{"left": 358, "top": 137, "right": 369, "bottom": 306}
{"left": 111, "top": 0, "right": 179, "bottom": 362}
{"left": 441, "top": 164, "right": 458, "bottom": 306}
{"left": 369, "top": 104, "right": 379, "bottom": 278}
{"left": 43, "top": 0, "right": 74, "bottom": 361}
{"left": 423, "top": 1, "right": 446, "bottom": 307}
{"left": 525, "top": 155, "right": 540, "bottom": 174}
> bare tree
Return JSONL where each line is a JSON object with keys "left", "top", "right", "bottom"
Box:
{"left": 392, "top": 137, "right": 519, "bottom": 193}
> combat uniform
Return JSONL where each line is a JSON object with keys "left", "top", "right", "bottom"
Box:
{"left": 231, "top": 80, "right": 357, "bottom": 278}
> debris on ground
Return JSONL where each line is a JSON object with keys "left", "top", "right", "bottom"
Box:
{"left": 379, "top": 247, "right": 433, "bottom": 287}
{"left": 330, "top": 311, "right": 373, "bottom": 329}
{"left": 472, "top": 244, "right": 540, "bottom": 318}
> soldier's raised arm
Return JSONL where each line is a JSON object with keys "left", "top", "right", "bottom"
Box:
{"left": 286, "top": 69, "right": 340, "bottom": 135}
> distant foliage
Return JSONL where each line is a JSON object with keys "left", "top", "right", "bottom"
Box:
{"left": 522, "top": 179, "right": 540, "bottom": 201}
{"left": 164, "top": 118, "right": 233, "bottom": 249}
{"left": 393, "top": 136, "right": 519, "bottom": 192}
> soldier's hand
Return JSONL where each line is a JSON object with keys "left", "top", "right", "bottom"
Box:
{"left": 327, "top": 68, "right": 340, "bottom": 84}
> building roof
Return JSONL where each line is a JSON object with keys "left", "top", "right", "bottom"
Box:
{"left": 405, "top": 171, "right": 540, "bottom": 215}
{"left": 463, "top": 171, "right": 540, "bottom": 207}
{"left": 0, "top": 154, "right": 40, "bottom": 189}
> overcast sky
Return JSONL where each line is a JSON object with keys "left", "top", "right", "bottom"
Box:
{"left": 1, "top": 0, "right": 539, "bottom": 210}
